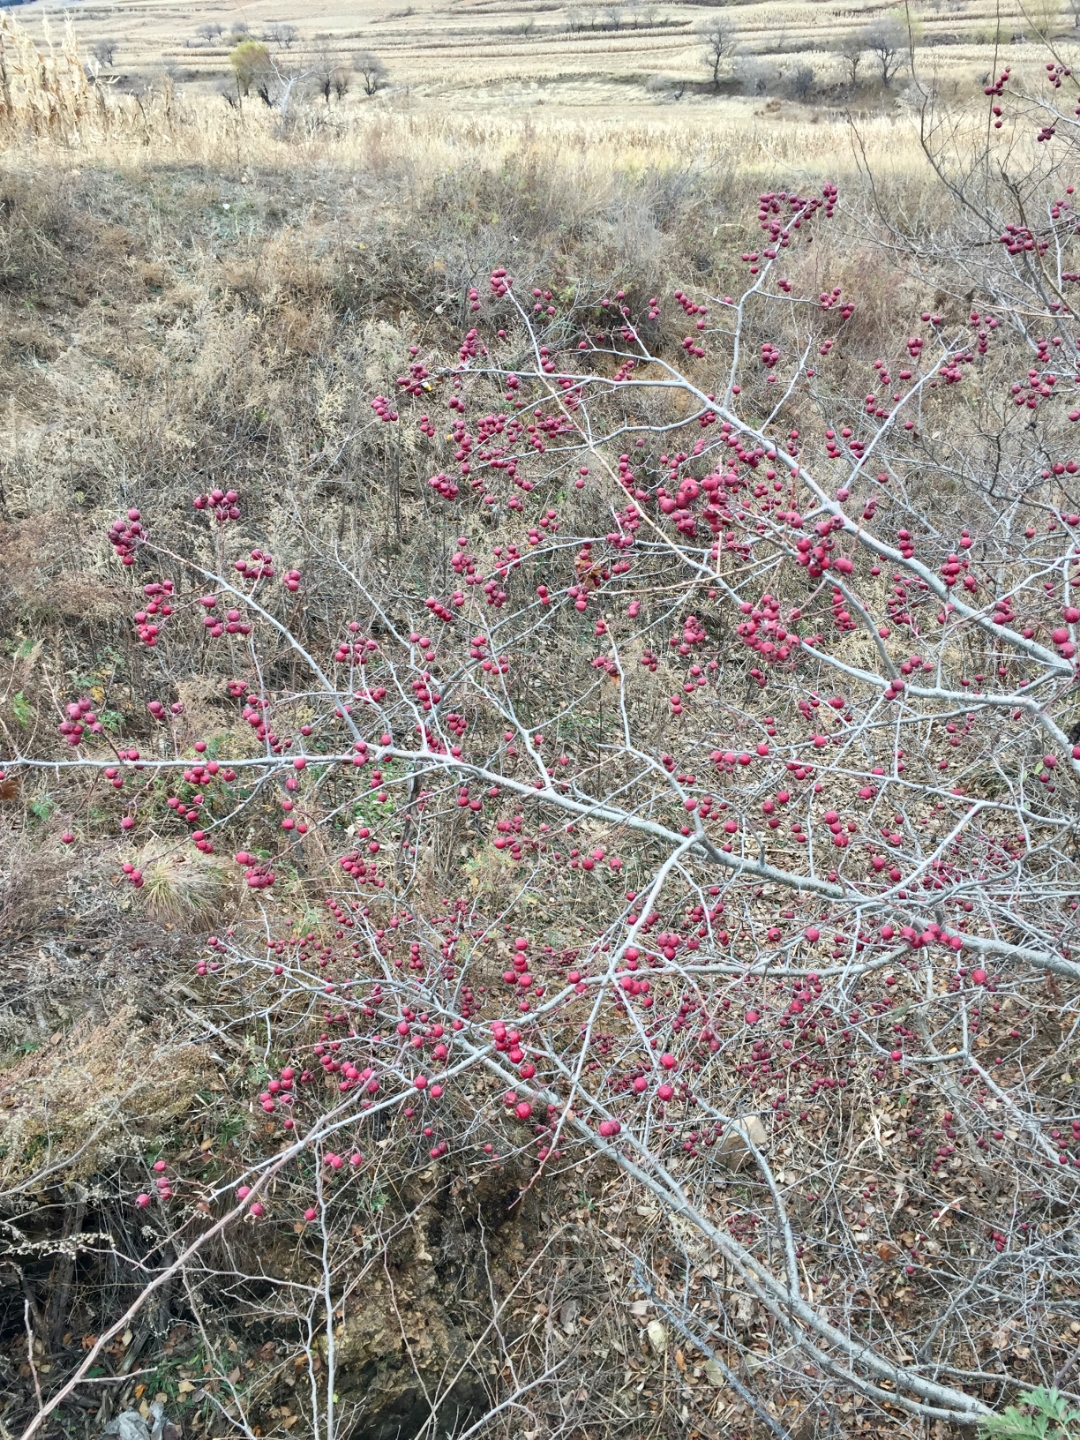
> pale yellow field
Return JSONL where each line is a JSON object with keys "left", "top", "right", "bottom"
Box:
{"left": 11, "top": 0, "right": 1080, "bottom": 113}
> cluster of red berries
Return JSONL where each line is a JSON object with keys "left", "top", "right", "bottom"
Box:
{"left": 193, "top": 488, "right": 240, "bottom": 521}
{"left": 58, "top": 697, "right": 104, "bottom": 746}
{"left": 234, "top": 548, "right": 275, "bottom": 581}
{"left": 147, "top": 698, "right": 185, "bottom": 719}
{"left": 107, "top": 508, "right": 145, "bottom": 565}
{"left": 235, "top": 851, "right": 275, "bottom": 888}
{"left": 134, "top": 1159, "right": 172, "bottom": 1208}
{"left": 489, "top": 267, "right": 513, "bottom": 297}
{"left": 133, "top": 579, "right": 175, "bottom": 646}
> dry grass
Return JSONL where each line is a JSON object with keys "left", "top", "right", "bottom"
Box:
{"left": 135, "top": 846, "right": 232, "bottom": 927}
{"left": 5, "top": 0, "right": 1078, "bottom": 127}
{"left": 0, "top": 825, "right": 75, "bottom": 944}
{"left": 0, "top": 35, "right": 887, "bottom": 174}
{"left": 7, "top": 0, "right": 1079, "bottom": 107}
{"left": 0, "top": 1004, "right": 211, "bottom": 1184}
{"left": 0, "top": 7, "right": 1058, "bottom": 209}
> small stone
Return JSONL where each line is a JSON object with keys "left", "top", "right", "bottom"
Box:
{"left": 717, "top": 1114, "right": 768, "bottom": 1171}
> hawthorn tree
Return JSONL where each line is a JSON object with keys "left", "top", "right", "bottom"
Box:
{"left": 9, "top": 63, "right": 1080, "bottom": 1440}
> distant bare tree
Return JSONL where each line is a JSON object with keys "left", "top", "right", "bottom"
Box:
{"left": 265, "top": 22, "right": 299, "bottom": 49}
{"left": 698, "top": 15, "right": 737, "bottom": 90}
{"left": 838, "top": 33, "right": 864, "bottom": 85}
{"left": 308, "top": 44, "right": 356, "bottom": 102}
{"left": 92, "top": 38, "right": 119, "bottom": 66}
{"left": 308, "top": 44, "right": 340, "bottom": 103}
{"left": 195, "top": 22, "right": 224, "bottom": 44}
{"left": 353, "top": 51, "right": 388, "bottom": 95}
{"left": 860, "top": 14, "right": 907, "bottom": 85}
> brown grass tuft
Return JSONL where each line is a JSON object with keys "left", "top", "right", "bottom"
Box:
{"left": 134, "top": 845, "right": 232, "bottom": 927}
{"left": 0, "top": 1004, "right": 211, "bottom": 1184}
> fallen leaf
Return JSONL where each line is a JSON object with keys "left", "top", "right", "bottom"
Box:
{"left": 704, "top": 1359, "right": 725, "bottom": 1387}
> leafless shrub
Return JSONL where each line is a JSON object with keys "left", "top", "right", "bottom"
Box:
{"left": 353, "top": 50, "right": 388, "bottom": 95}
{"left": 698, "top": 15, "right": 737, "bottom": 89}
{"left": 786, "top": 60, "right": 815, "bottom": 98}
{"left": 861, "top": 14, "right": 909, "bottom": 85}
{"left": 735, "top": 53, "right": 777, "bottom": 94}
{"left": 265, "top": 22, "right": 300, "bottom": 49}
{"left": 838, "top": 33, "right": 865, "bottom": 86}
{"left": 645, "top": 73, "right": 686, "bottom": 101}
{"left": 91, "top": 38, "right": 119, "bottom": 67}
